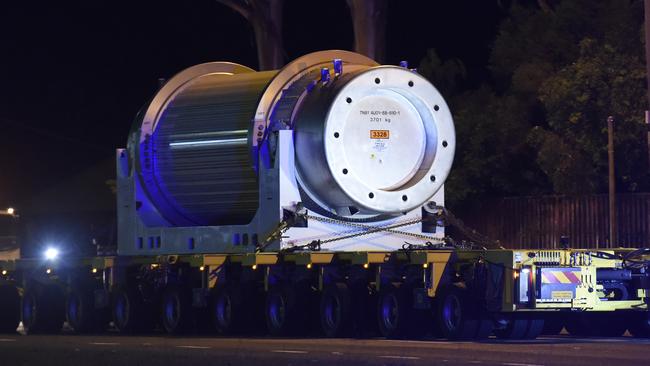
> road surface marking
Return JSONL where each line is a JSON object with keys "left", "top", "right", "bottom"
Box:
{"left": 271, "top": 350, "right": 309, "bottom": 354}
{"left": 0, "top": 338, "right": 16, "bottom": 342}
{"left": 89, "top": 342, "right": 120, "bottom": 346}
{"left": 502, "top": 363, "right": 544, "bottom": 366}
{"left": 378, "top": 356, "right": 421, "bottom": 360}
{"left": 177, "top": 345, "right": 211, "bottom": 350}
{"left": 379, "top": 339, "right": 456, "bottom": 345}
{"left": 331, "top": 352, "right": 344, "bottom": 355}
{"left": 469, "top": 361, "right": 482, "bottom": 364}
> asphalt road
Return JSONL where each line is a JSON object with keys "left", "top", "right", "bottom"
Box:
{"left": 0, "top": 332, "right": 648, "bottom": 366}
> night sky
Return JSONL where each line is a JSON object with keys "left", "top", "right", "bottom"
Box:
{"left": 0, "top": 0, "right": 503, "bottom": 210}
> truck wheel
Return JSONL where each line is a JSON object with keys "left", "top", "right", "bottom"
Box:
{"left": 112, "top": 287, "right": 153, "bottom": 333}
{"left": 376, "top": 284, "right": 409, "bottom": 338}
{"left": 541, "top": 314, "right": 565, "bottom": 335}
{"left": 596, "top": 314, "right": 629, "bottom": 337}
{"left": 266, "top": 286, "right": 290, "bottom": 336}
{"left": 476, "top": 318, "right": 495, "bottom": 339}
{"left": 211, "top": 285, "right": 246, "bottom": 335}
{"left": 320, "top": 283, "right": 352, "bottom": 337}
{"left": 377, "top": 284, "right": 430, "bottom": 339}
{"left": 266, "top": 284, "right": 312, "bottom": 336}
{"left": 161, "top": 285, "right": 192, "bottom": 334}
{"left": 524, "top": 319, "right": 545, "bottom": 339}
{"left": 494, "top": 316, "right": 542, "bottom": 340}
{"left": 628, "top": 311, "right": 650, "bottom": 338}
{"left": 435, "top": 287, "right": 481, "bottom": 340}
{"left": 494, "top": 316, "right": 528, "bottom": 339}
{"left": 564, "top": 313, "right": 592, "bottom": 336}
{"left": 0, "top": 285, "right": 20, "bottom": 333}
{"left": 22, "top": 286, "right": 65, "bottom": 334}
{"left": 565, "top": 313, "right": 627, "bottom": 337}
{"left": 66, "top": 289, "right": 103, "bottom": 333}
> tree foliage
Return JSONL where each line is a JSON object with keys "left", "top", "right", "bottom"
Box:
{"left": 420, "top": 0, "right": 649, "bottom": 205}
{"left": 535, "top": 38, "right": 648, "bottom": 193}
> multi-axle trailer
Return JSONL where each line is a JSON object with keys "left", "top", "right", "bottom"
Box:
{"left": 1, "top": 247, "right": 649, "bottom": 339}
{"left": 0, "top": 50, "right": 648, "bottom": 339}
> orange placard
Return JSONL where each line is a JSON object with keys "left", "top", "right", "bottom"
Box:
{"left": 370, "top": 130, "right": 389, "bottom": 139}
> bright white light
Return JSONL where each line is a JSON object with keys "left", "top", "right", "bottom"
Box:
{"left": 44, "top": 247, "right": 60, "bottom": 261}
{"left": 169, "top": 137, "right": 248, "bottom": 149}
{"left": 521, "top": 268, "right": 531, "bottom": 274}
{"left": 6, "top": 207, "right": 14, "bottom": 215}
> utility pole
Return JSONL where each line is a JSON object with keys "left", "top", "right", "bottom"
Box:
{"left": 607, "top": 116, "right": 616, "bottom": 248}
{"left": 645, "top": 1, "right": 650, "bottom": 170}
{"left": 646, "top": 111, "right": 650, "bottom": 169}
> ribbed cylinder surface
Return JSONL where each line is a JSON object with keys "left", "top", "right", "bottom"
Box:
{"left": 146, "top": 70, "right": 276, "bottom": 226}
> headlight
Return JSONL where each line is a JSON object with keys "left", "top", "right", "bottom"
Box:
{"left": 44, "top": 247, "right": 60, "bottom": 261}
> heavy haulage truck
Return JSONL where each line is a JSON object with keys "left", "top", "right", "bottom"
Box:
{"left": 0, "top": 50, "right": 649, "bottom": 340}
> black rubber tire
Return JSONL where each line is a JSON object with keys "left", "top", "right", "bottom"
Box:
{"left": 597, "top": 313, "right": 630, "bottom": 337}
{"left": 524, "top": 319, "right": 545, "bottom": 339}
{"left": 476, "top": 319, "right": 495, "bottom": 340}
{"left": 22, "top": 285, "right": 65, "bottom": 334}
{"left": 376, "top": 284, "right": 411, "bottom": 338}
{"left": 320, "top": 283, "right": 353, "bottom": 337}
{"left": 494, "top": 317, "right": 529, "bottom": 340}
{"left": 0, "top": 285, "right": 20, "bottom": 333}
{"left": 435, "top": 287, "right": 482, "bottom": 340}
{"left": 161, "top": 285, "right": 193, "bottom": 334}
{"left": 112, "top": 287, "right": 154, "bottom": 333}
{"left": 565, "top": 312, "right": 628, "bottom": 337}
{"left": 628, "top": 311, "right": 650, "bottom": 338}
{"left": 211, "top": 285, "right": 236, "bottom": 334}
{"left": 265, "top": 283, "right": 314, "bottom": 336}
{"left": 564, "top": 313, "right": 591, "bottom": 336}
{"left": 21, "top": 289, "right": 38, "bottom": 333}
{"left": 541, "top": 314, "right": 565, "bottom": 335}
{"left": 66, "top": 288, "right": 108, "bottom": 333}
{"left": 211, "top": 285, "right": 252, "bottom": 335}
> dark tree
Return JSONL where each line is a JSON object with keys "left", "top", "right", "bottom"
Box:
{"left": 422, "top": 0, "right": 648, "bottom": 205}
{"left": 346, "top": 0, "right": 387, "bottom": 62}
{"left": 216, "top": 0, "right": 285, "bottom": 70}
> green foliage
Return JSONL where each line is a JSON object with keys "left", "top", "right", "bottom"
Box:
{"left": 419, "top": 0, "right": 649, "bottom": 205}
{"left": 527, "top": 126, "right": 598, "bottom": 193}
{"left": 417, "top": 49, "right": 467, "bottom": 98}
{"left": 491, "top": 0, "right": 643, "bottom": 89}
{"left": 535, "top": 39, "right": 648, "bottom": 193}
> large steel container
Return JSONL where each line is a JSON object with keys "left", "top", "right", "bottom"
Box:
{"left": 130, "top": 51, "right": 454, "bottom": 228}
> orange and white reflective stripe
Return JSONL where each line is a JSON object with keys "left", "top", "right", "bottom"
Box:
{"left": 541, "top": 270, "right": 581, "bottom": 284}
